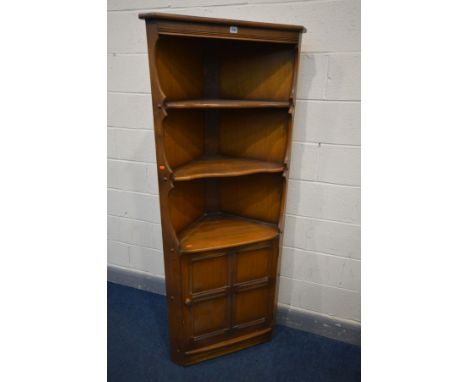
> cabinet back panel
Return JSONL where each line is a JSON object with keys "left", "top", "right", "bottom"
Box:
{"left": 164, "top": 110, "right": 205, "bottom": 169}
{"left": 219, "top": 42, "right": 295, "bottom": 101}
{"left": 219, "top": 174, "right": 282, "bottom": 224}
{"left": 219, "top": 109, "right": 288, "bottom": 163}
{"left": 155, "top": 36, "right": 294, "bottom": 101}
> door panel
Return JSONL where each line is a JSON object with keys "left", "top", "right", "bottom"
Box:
{"left": 232, "top": 244, "right": 275, "bottom": 331}
{"left": 234, "top": 287, "right": 269, "bottom": 327}
{"left": 235, "top": 246, "right": 271, "bottom": 283}
{"left": 192, "top": 296, "right": 230, "bottom": 337}
{"left": 182, "top": 251, "right": 230, "bottom": 347}
{"left": 191, "top": 254, "right": 229, "bottom": 293}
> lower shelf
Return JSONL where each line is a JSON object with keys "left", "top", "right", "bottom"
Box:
{"left": 179, "top": 214, "right": 279, "bottom": 253}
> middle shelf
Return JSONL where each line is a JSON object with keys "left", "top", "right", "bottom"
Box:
{"left": 173, "top": 156, "right": 284, "bottom": 181}
{"left": 179, "top": 214, "right": 279, "bottom": 253}
{"left": 163, "top": 108, "right": 289, "bottom": 181}
{"left": 165, "top": 99, "right": 290, "bottom": 109}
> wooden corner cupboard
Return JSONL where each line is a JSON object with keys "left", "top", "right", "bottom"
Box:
{"left": 139, "top": 12, "right": 306, "bottom": 366}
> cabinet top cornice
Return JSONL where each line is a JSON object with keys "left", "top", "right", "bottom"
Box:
{"left": 138, "top": 12, "right": 306, "bottom": 33}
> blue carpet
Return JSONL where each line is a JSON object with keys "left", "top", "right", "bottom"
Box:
{"left": 108, "top": 282, "right": 360, "bottom": 382}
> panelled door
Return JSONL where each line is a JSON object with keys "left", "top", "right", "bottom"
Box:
{"left": 180, "top": 240, "right": 278, "bottom": 350}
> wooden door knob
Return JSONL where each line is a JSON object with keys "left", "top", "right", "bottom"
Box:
{"left": 184, "top": 298, "right": 192, "bottom": 306}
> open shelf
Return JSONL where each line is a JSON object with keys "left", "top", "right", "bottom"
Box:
{"left": 156, "top": 35, "right": 296, "bottom": 103}
{"left": 164, "top": 109, "right": 289, "bottom": 174}
{"left": 165, "top": 99, "right": 289, "bottom": 109}
{"left": 173, "top": 156, "right": 284, "bottom": 181}
{"left": 169, "top": 174, "right": 283, "bottom": 245}
{"left": 179, "top": 213, "right": 279, "bottom": 253}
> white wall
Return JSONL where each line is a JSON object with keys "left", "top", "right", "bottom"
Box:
{"left": 107, "top": 0, "right": 361, "bottom": 323}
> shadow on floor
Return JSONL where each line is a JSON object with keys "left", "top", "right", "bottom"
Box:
{"left": 108, "top": 282, "right": 360, "bottom": 382}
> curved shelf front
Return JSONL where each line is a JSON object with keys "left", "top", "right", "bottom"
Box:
{"left": 173, "top": 156, "right": 284, "bottom": 181}
{"left": 165, "top": 99, "right": 289, "bottom": 109}
{"left": 179, "top": 214, "right": 279, "bottom": 253}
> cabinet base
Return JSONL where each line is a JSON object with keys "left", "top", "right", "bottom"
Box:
{"left": 173, "top": 328, "right": 273, "bottom": 366}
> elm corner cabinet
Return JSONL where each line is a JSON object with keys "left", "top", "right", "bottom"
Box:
{"left": 139, "top": 12, "right": 306, "bottom": 366}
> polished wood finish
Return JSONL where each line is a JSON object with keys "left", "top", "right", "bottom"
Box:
{"left": 164, "top": 110, "right": 205, "bottom": 169}
{"left": 219, "top": 109, "right": 288, "bottom": 163}
{"left": 139, "top": 12, "right": 306, "bottom": 32}
{"left": 165, "top": 99, "right": 289, "bottom": 109}
{"left": 219, "top": 43, "right": 295, "bottom": 100}
{"left": 173, "top": 156, "right": 284, "bottom": 181}
{"left": 141, "top": 12, "right": 304, "bottom": 366}
{"left": 155, "top": 36, "right": 204, "bottom": 101}
{"left": 179, "top": 214, "right": 278, "bottom": 253}
{"left": 139, "top": 13, "right": 305, "bottom": 44}
{"left": 219, "top": 174, "right": 283, "bottom": 224}
{"left": 180, "top": 240, "right": 279, "bottom": 363}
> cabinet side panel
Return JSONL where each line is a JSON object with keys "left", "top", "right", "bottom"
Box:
{"left": 144, "top": 21, "right": 188, "bottom": 364}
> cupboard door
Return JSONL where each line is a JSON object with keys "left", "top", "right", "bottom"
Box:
{"left": 233, "top": 243, "right": 276, "bottom": 332}
{"left": 181, "top": 251, "right": 231, "bottom": 347}
{"left": 181, "top": 241, "right": 277, "bottom": 350}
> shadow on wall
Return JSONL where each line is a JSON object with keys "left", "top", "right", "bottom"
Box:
{"left": 280, "top": 51, "right": 313, "bottom": 310}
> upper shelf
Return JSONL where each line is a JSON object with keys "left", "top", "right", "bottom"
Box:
{"left": 165, "top": 99, "right": 290, "bottom": 109}
{"left": 173, "top": 156, "right": 284, "bottom": 181}
{"left": 179, "top": 213, "right": 279, "bottom": 253}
